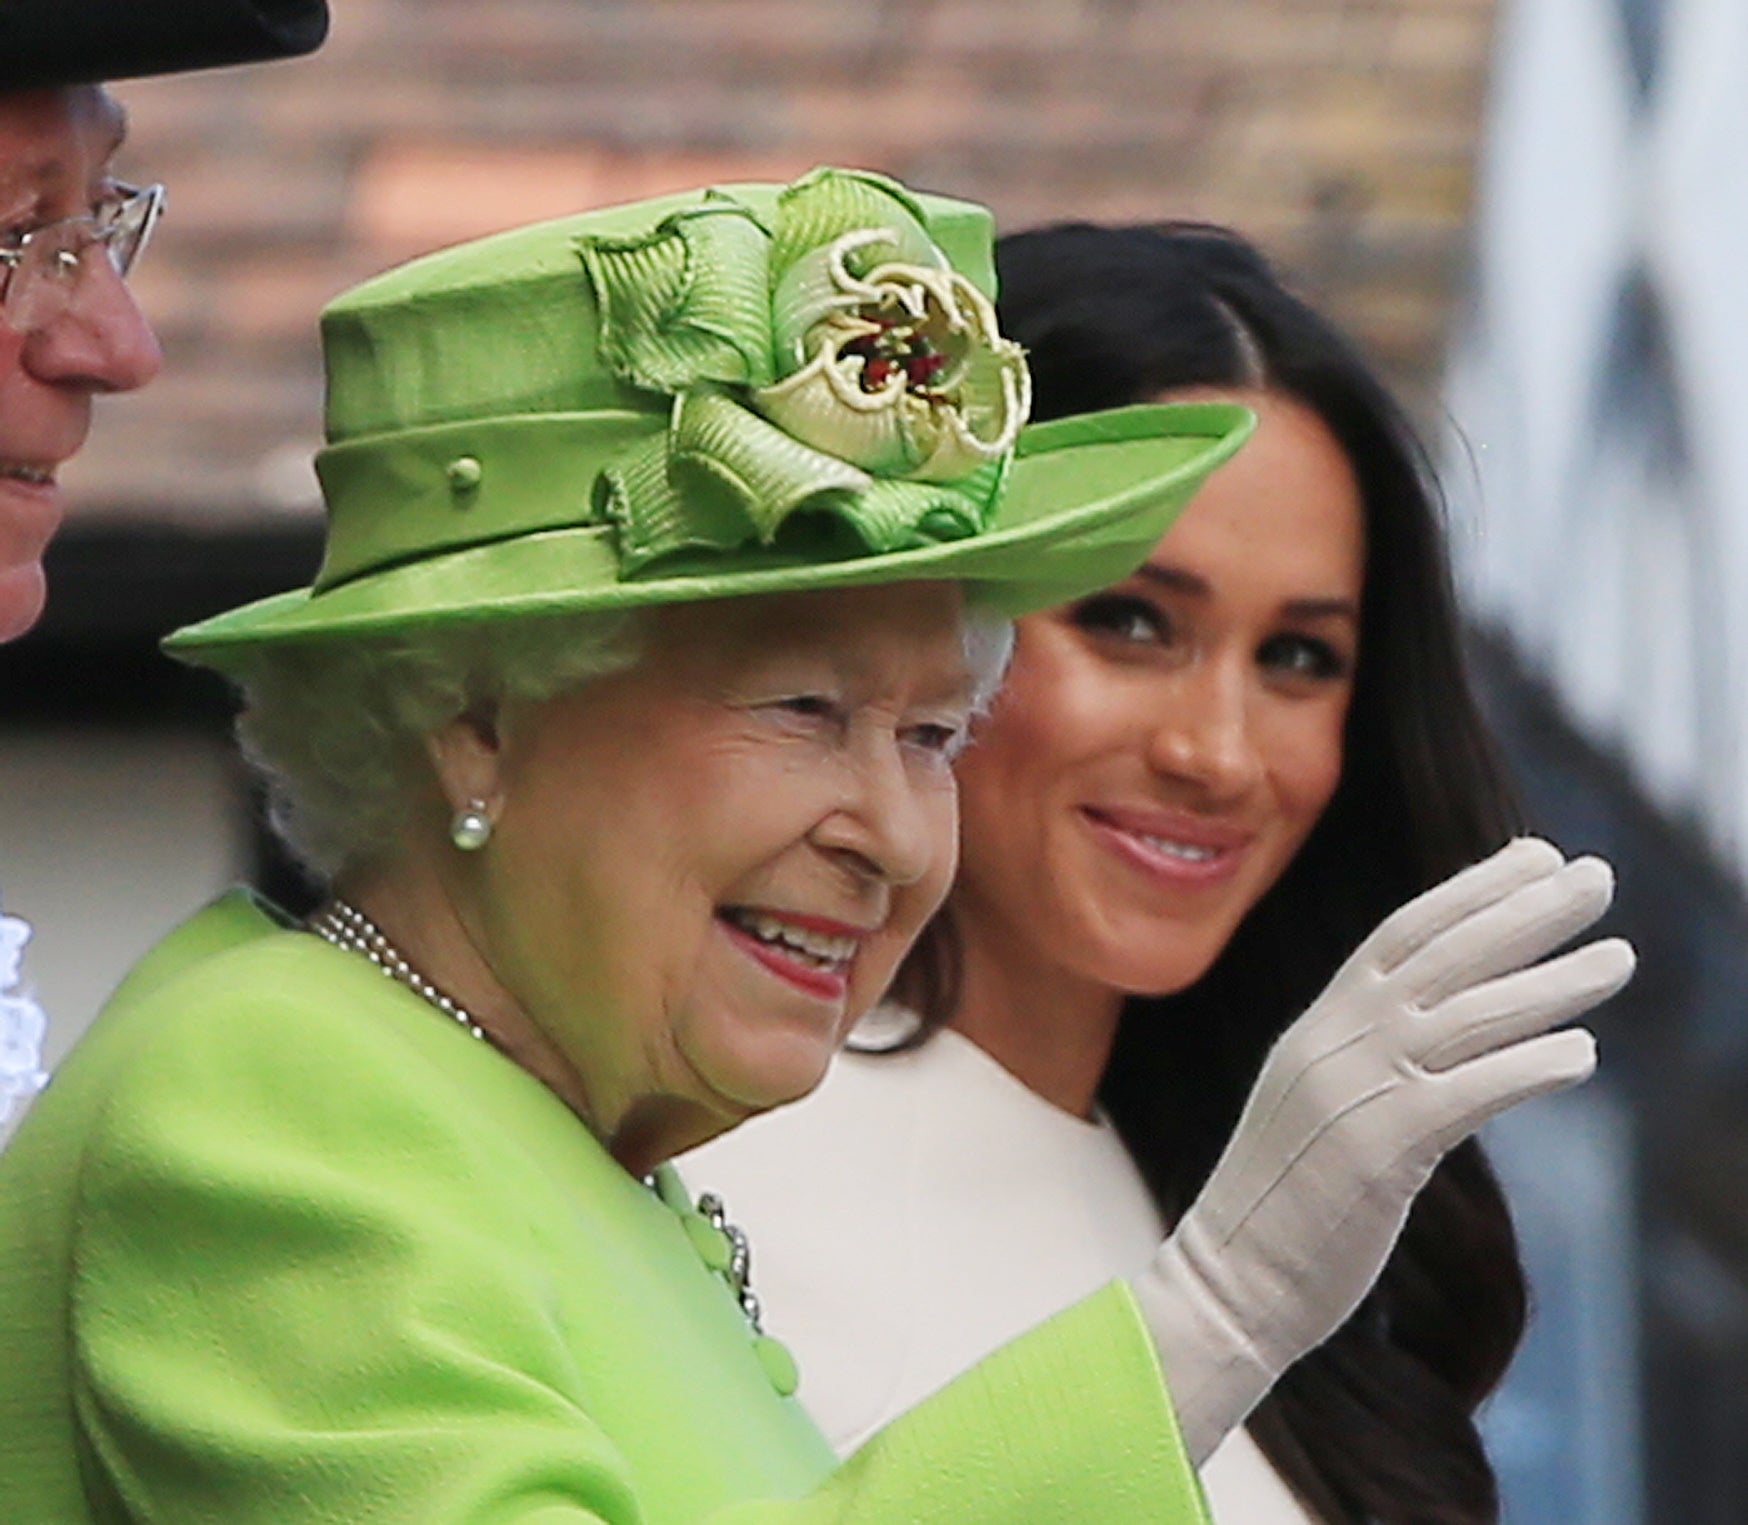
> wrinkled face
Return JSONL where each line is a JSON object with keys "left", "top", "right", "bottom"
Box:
{"left": 952, "top": 390, "right": 1364, "bottom": 999}
{"left": 471, "top": 583, "right": 975, "bottom": 1143}
{"left": 0, "top": 87, "right": 162, "bottom": 640}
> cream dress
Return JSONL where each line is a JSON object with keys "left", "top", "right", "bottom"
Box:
{"left": 685, "top": 1023, "right": 1318, "bottom": 1523}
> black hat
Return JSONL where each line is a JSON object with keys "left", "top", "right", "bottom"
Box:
{"left": 1, "top": 0, "right": 330, "bottom": 91}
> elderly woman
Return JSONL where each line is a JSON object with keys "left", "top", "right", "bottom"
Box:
{"left": 0, "top": 171, "right": 1613, "bottom": 1525}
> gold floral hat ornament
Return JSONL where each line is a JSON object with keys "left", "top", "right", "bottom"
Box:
{"left": 168, "top": 169, "right": 1253, "bottom": 662}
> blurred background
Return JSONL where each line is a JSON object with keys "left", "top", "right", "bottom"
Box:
{"left": 4, "top": 1, "right": 1745, "bottom": 1518}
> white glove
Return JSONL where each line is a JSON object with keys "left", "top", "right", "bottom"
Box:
{"left": 1131, "top": 837, "right": 1634, "bottom": 1465}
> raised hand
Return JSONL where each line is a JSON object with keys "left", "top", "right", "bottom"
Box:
{"left": 1132, "top": 837, "right": 1635, "bottom": 1464}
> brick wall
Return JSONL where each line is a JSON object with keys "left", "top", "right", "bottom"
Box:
{"left": 72, "top": 0, "right": 1498, "bottom": 522}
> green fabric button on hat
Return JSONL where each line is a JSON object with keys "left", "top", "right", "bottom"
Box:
{"left": 167, "top": 167, "right": 1253, "bottom": 667}
{"left": 445, "top": 456, "right": 484, "bottom": 496}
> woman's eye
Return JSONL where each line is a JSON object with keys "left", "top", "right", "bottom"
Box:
{"left": 904, "top": 721, "right": 967, "bottom": 761}
{"left": 774, "top": 694, "right": 840, "bottom": 721}
{"left": 1259, "top": 633, "right": 1350, "bottom": 682}
{"left": 765, "top": 694, "right": 852, "bottom": 734}
{"left": 1068, "top": 594, "right": 1170, "bottom": 645}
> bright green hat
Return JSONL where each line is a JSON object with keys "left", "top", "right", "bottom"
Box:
{"left": 168, "top": 169, "right": 1252, "bottom": 665}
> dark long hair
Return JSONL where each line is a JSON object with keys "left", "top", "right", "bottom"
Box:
{"left": 900, "top": 222, "right": 1527, "bottom": 1523}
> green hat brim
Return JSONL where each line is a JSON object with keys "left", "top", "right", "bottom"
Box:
{"left": 166, "top": 401, "right": 1253, "bottom": 668}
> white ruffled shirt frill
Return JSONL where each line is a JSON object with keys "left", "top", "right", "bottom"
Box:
{"left": 0, "top": 896, "right": 49, "bottom": 1135}
{"left": 684, "top": 1020, "right": 1316, "bottom": 1523}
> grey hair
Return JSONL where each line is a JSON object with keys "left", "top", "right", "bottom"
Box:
{"left": 234, "top": 609, "right": 647, "bottom": 879}
{"left": 235, "top": 595, "right": 1014, "bottom": 881}
{"left": 961, "top": 600, "right": 1015, "bottom": 712}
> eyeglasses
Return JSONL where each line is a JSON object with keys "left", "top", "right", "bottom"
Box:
{"left": 0, "top": 182, "right": 165, "bottom": 335}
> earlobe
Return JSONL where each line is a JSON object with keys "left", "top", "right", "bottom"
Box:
{"left": 426, "top": 705, "right": 507, "bottom": 821}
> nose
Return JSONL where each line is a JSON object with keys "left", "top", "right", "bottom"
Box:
{"left": 23, "top": 255, "right": 162, "bottom": 394}
{"left": 811, "top": 731, "right": 946, "bottom": 889}
{"left": 1147, "top": 658, "right": 1264, "bottom": 800}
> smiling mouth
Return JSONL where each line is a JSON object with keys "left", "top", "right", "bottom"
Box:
{"left": 718, "top": 907, "right": 861, "bottom": 971}
{"left": 1081, "top": 808, "right": 1247, "bottom": 880}
{"left": 1131, "top": 834, "right": 1220, "bottom": 863}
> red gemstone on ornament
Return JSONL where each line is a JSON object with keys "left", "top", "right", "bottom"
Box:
{"left": 905, "top": 352, "right": 947, "bottom": 385}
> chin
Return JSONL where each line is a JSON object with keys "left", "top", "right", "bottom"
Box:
{"left": 692, "top": 1034, "right": 838, "bottom": 1118}
{"left": 1091, "top": 927, "right": 1234, "bottom": 1000}
{"left": 0, "top": 561, "right": 47, "bottom": 642}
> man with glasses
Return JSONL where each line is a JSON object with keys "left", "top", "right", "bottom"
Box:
{"left": 1, "top": 0, "right": 328, "bottom": 642}
{"left": 1, "top": 2, "right": 328, "bottom": 1130}
{"left": 0, "top": 93, "right": 163, "bottom": 642}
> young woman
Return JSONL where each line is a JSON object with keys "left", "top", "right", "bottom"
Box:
{"left": 688, "top": 221, "right": 1563, "bottom": 1524}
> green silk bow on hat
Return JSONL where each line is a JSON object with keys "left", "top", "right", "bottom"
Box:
{"left": 577, "top": 169, "right": 1032, "bottom": 576}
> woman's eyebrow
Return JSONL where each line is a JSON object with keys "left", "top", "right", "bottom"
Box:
{"left": 1132, "top": 564, "right": 1358, "bottom": 624}
{"left": 1132, "top": 563, "right": 1208, "bottom": 597}
{"left": 832, "top": 650, "right": 980, "bottom": 708}
{"left": 931, "top": 665, "right": 982, "bottom": 709}
{"left": 1283, "top": 596, "right": 1360, "bottom": 622}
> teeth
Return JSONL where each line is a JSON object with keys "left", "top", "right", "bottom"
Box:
{"left": 0, "top": 464, "right": 53, "bottom": 486}
{"left": 1136, "top": 834, "right": 1220, "bottom": 863}
{"left": 728, "top": 909, "right": 859, "bottom": 967}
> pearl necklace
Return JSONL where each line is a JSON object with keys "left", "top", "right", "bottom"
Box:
{"left": 305, "top": 899, "right": 780, "bottom": 1357}
{"left": 307, "top": 899, "right": 489, "bottom": 1043}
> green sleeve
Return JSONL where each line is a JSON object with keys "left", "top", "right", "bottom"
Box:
{"left": 734, "top": 1284, "right": 1211, "bottom": 1525}
{"left": 69, "top": 995, "right": 1207, "bottom": 1525}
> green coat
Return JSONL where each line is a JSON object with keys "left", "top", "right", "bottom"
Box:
{"left": 0, "top": 894, "right": 1208, "bottom": 1523}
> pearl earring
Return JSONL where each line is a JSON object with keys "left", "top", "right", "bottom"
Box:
{"left": 450, "top": 798, "right": 493, "bottom": 851}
